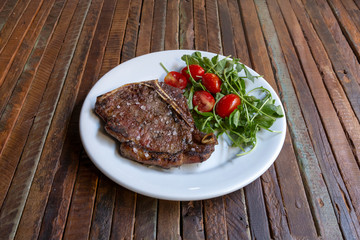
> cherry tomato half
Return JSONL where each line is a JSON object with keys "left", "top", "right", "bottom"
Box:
{"left": 181, "top": 65, "right": 205, "bottom": 81}
{"left": 216, "top": 94, "right": 241, "bottom": 118}
{"left": 164, "top": 71, "right": 188, "bottom": 89}
{"left": 202, "top": 73, "right": 222, "bottom": 93}
{"left": 192, "top": 91, "right": 215, "bottom": 112}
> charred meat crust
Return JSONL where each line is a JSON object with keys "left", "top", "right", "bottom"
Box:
{"left": 95, "top": 79, "right": 217, "bottom": 168}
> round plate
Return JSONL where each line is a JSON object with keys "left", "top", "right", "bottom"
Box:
{"left": 79, "top": 50, "right": 286, "bottom": 200}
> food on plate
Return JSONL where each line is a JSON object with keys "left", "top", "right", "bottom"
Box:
{"left": 95, "top": 80, "right": 217, "bottom": 168}
{"left": 181, "top": 64, "right": 205, "bottom": 81}
{"left": 162, "top": 52, "right": 284, "bottom": 155}
{"left": 192, "top": 90, "right": 215, "bottom": 112}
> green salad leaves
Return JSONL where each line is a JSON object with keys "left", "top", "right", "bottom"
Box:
{"left": 181, "top": 52, "right": 284, "bottom": 155}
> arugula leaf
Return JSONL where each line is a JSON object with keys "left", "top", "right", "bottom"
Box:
{"left": 178, "top": 51, "right": 284, "bottom": 155}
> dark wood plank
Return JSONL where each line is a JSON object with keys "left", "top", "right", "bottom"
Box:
{"left": 205, "top": 0, "right": 221, "bottom": 53}
{"left": 133, "top": 195, "right": 157, "bottom": 240}
{"left": 0, "top": 0, "right": 58, "bottom": 153}
{"left": 37, "top": 124, "right": 80, "bottom": 240}
{"left": 151, "top": 0, "right": 167, "bottom": 52}
{"left": 301, "top": 0, "right": 360, "bottom": 121}
{"left": 0, "top": 0, "right": 20, "bottom": 30}
{"left": 289, "top": 0, "right": 360, "bottom": 227}
{"left": 224, "top": 191, "right": 250, "bottom": 240}
{"left": 326, "top": 0, "right": 360, "bottom": 60}
{"left": 316, "top": 0, "right": 360, "bottom": 83}
{"left": 275, "top": 131, "right": 321, "bottom": 238}
{"left": 341, "top": 0, "right": 360, "bottom": 32}
{"left": 89, "top": 176, "right": 117, "bottom": 240}
{"left": 244, "top": 180, "right": 271, "bottom": 239}
{"left": 12, "top": 0, "right": 93, "bottom": 238}
{"left": 157, "top": 200, "right": 181, "bottom": 240}
{"left": 120, "top": 0, "right": 142, "bottom": 62}
{"left": 110, "top": 187, "right": 136, "bottom": 240}
{"left": 36, "top": 1, "right": 112, "bottom": 239}
{"left": 181, "top": 201, "right": 205, "bottom": 240}
{"left": 99, "top": 0, "right": 131, "bottom": 78}
{"left": 0, "top": 0, "right": 77, "bottom": 214}
{"left": 193, "top": 0, "right": 207, "bottom": 51}
{"left": 0, "top": 0, "right": 44, "bottom": 86}
{"left": 63, "top": 158, "right": 99, "bottom": 239}
{"left": 0, "top": 0, "right": 31, "bottom": 52}
{"left": 203, "top": 197, "right": 227, "bottom": 240}
{"left": 255, "top": 0, "right": 343, "bottom": 238}
{"left": 164, "top": 0, "right": 179, "bottom": 50}
{"left": 227, "top": 0, "right": 251, "bottom": 65}
{"left": 179, "top": 0, "right": 194, "bottom": 50}
{"left": 217, "top": 0, "right": 236, "bottom": 57}
{"left": 136, "top": 0, "right": 154, "bottom": 57}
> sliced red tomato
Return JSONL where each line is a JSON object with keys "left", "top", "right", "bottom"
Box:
{"left": 216, "top": 94, "right": 241, "bottom": 118}
{"left": 164, "top": 71, "right": 188, "bottom": 89}
{"left": 192, "top": 91, "right": 215, "bottom": 112}
{"left": 181, "top": 65, "right": 205, "bottom": 81}
{"left": 202, "top": 73, "right": 222, "bottom": 93}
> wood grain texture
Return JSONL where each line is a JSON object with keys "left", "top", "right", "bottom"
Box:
{"left": 0, "top": 0, "right": 62, "bottom": 195}
{"left": 217, "top": 0, "right": 236, "bottom": 57}
{"left": 120, "top": 0, "right": 142, "bottom": 62}
{"left": 37, "top": 123, "right": 80, "bottom": 240}
{"left": 133, "top": 195, "right": 157, "bottom": 240}
{"left": 136, "top": 0, "right": 154, "bottom": 57}
{"left": 205, "top": 0, "right": 221, "bottom": 53}
{"left": 1, "top": 0, "right": 360, "bottom": 239}
{"left": 227, "top": 0, "right": 250, "bottom": 65}
{"left": 0, "top": 0, "right": 20, "bottom": 30}
{"left": 277, "top": 0, "right": 360, "bottom": 236}
{"left": 290, "top": 0, "right": 360, "bottom": 220}
{"left": 0, "top": 0, "right": 31, "bottom": 52}
{"left": 302, "top": 0, "right": 360, "bottom": 121}
{"left": 182, "top": 201, "right": 205, "bottom": 240}
{"left": 0, "top": 0, "right": 44, "bottom": 86}
{"left": 89, "top": 176, "right": 116, "bottom": 240}
{"left": 0, "top": 0, "right": 54, "bottom": 117}
{"left": 203, "top": 197, "right": 228, "bottom": 240}
{"left": 165, "top": 0, "right": 179, "bottom": 50}
{"left": 0, "top": 0, "right": 77, "bottom": 224}
{"left": 100, "top": 0, "right": 131, "bottom": 78}
{"left": 13, "top": 0, "right": 92, "bottom": 238}
{"left": 224, "top": 190, "right": 250, "bottom": 240}
{"left": 255, "top": 0, "right": 342, "bottom": 238}
{"left": 316, "top": 0, "right": 360, "bottom": 83}
{"left": 151, "top": 0, "right": 167, "bottom": 52}
{"left": 179, "top": 0, "right": 194, "bottom": 50}
{"left": 326, "top": 0, "right": 360, "bottom": 59}
{"left": 63, "top": 158, "right": 99, "bottom": 240}
{"left": 157, "top": 201, "right": 181, "bottom": 240}
{"left": 110, "top": 187, "right": 136, "bottom": 240}
{"left": 193, "top": 0, "right": 207, "bottom": 51}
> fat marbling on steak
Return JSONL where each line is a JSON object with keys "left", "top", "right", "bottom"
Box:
{"left": 95, "top": 80, "right": 217, "bottom": 168}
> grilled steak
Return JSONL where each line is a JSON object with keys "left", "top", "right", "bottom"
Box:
{"left": 95, "top": 80, "right": 217, "bottom": 168}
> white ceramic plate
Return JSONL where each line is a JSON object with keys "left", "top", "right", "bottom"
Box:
{"left": 80, "top": 50, "right": 286, "bottom": 200}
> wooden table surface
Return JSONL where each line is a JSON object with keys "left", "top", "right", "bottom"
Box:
{"left": 1, "top": 0, "right": 360, "bottom": 239}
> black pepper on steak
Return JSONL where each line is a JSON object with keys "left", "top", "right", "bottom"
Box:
{"left": 95, "top": 79, "right": 217, "bottom": 168}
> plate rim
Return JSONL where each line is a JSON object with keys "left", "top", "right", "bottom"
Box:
{"left": 79, "top": 49, "right": 286, "bottom": 200}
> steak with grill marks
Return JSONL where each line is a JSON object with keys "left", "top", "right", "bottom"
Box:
{"left": 95, "top": 80, "right": 217, "bottom": 168}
